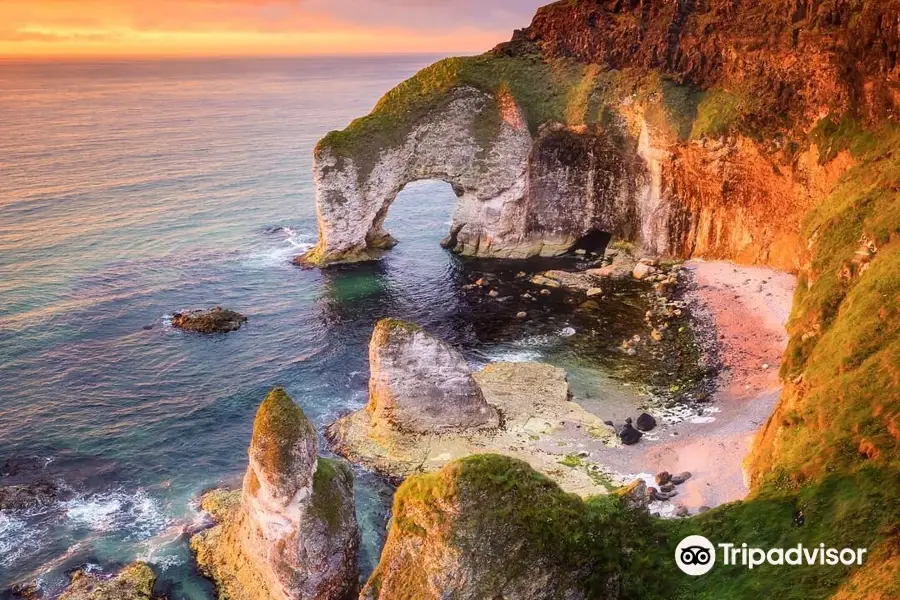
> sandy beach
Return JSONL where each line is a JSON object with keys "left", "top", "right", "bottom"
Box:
{"left": 619, "top": 260, "right": 796, "bottom": 512}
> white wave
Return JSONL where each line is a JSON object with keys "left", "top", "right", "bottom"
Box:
{"left": 512, "top": 334, "right": 557, "bottom": 348}
{"left": 689, "top": 415, "right": 717, "bottom": 424}
{"left": 559, "top": 327, "right": 577, "bottom": 338}
{"left": 0, "top": 512, "right": 31, "bottom": 567}
{"left": 64, "top": 488, "right": 170, "bottom": 541}
{"left": 480, "top": 348, "right": 543, "bottom": 363}
{"left": 241, "top": 227, "right": 314, "bottom": 269}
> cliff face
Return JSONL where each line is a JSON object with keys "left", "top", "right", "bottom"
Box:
{"left": 300, "top": 1, "right": 898, "bottom": 269}
{"left": 509, "top": 0, "right": 900, "bottom": 125}
{"left": 298, "top": 1, "right": 900, "bottom": 598}
{"left": 191, "top": 388, "right": 359, "bottom": 600}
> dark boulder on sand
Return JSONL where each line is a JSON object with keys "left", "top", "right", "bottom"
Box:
{"left": 636, "top": 412, "right": 657, "bottom": 432}
{"left": 618, "top": 419, "right": 643, "bottom": 445}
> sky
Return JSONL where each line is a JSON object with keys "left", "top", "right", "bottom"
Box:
{"left": 0, "top": 0, "right": 549, "bottom": 58}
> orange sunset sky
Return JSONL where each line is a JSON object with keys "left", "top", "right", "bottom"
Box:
{"left": 0, "top": 0, "right": 548, "bottom": 58}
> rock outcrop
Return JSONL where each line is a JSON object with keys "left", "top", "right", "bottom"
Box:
{"left": 191, "top": 388, "right": 359, "bottom": 600}
{"left": 60, "top": 563, "right": 161, "bottom": 600}
{"left": 306, "top": 1, "right": 900, "bottom": 597}
{"left": 298, "top": 74, "right": 647, "bottom": 267}
{"left": 300, "top": 0, "right": 899, "bottom": 270}
{"left": 366, "top": 319, "right": 499, "bottom": 434}
{"left": 328, "top": 321, "right": 618, "bottom": 496}
{"left": 0, "top": 480, "right": 67, "bottom": 511}
{"left": 361, "top": 454, "right": 653, "bottom": 600}
{"left": 171, "top": 307, "right": 247, "bottom": 333}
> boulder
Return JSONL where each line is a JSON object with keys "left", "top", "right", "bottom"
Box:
{"left": 655, "top": 471, "right": 672, "bottom": 486}
{"left": 171, "top": 307, "right": 246, "bottom": 333}
{"left": 615, "top": 479, "right": 649, "bottom": 512}
{"left": 191, "top": 388, "right": 359, "bottom": 600}
{"left": 367, "top": 319, "right": 499, "bottom": 434}
{"left": 618, "top": 422, "right": 643, "bottom": 445}
{"left": 327, "top": 361, "right": 617, "bottom": 497}
{"left": 670, "top": 471, "right": 692, "bottom": 485}
{"left": 632, "top": 263, "right": 658, "bottom": 280}
{"left": 60, "top": 563, "right": 160, "bottom": 600}
{"left": 635, "top": 412, "right": 657, "bottom": 432}
{"left": 362, "top": 455, "right": 642, "bottom": 600}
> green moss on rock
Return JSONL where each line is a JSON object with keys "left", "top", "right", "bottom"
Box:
{"left": 60, "top": 563, "right": 159, "bottom": 600}
{"left": 365, "top": 454, "right": 670, "bottom": 600}
{"left": 310, "top": 457, "right": 354, "bottom": 534}
{"left": 317, "top": 54, "right": 618, "bottom": 183}
{"left": 250, "top": 387, "right": 317, "bottom": 493}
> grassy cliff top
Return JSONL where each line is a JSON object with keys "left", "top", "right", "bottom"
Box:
{"left": 371, "top": 454, "right": 668, "bottom": 599}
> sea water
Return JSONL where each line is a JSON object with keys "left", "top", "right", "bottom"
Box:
{"left": 0, "top": 56, "right": 677, "bottom": 598}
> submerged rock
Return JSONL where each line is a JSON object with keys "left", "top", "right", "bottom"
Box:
{"left": 530, "top": 270, "right": 603, "bottom": 292}
{"left": 171, "top": 307, "right": 247, "bottom": 333}
{"left": 367, "top": 319, "right": 499, "bottom": 434}
{"left": 191, "top": 388, "right": 359, "bottom": 600}
{"left": 60, "top": 563, "right": 160, "bottom": 600}
{"left": 362, "top": 455, "right": 647, "bottom": 600}
{"left": 0, "top": 480, "right": 67, "bottom": 511}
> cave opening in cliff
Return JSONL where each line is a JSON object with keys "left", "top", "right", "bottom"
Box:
{"left": 571, "top": 229, "right": 612, "bottom": 255}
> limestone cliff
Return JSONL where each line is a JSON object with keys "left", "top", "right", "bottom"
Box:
{"left": 191, "top": 388, "right": 359, "bottom": 600}
{"left": 306, "top": 1, "right": 900, "bottom": 598}
{"left": 361, "top": 455, "right": 656, "bottom": 600}
{"left": 299, "top": 0, "right": 898, "bottom": 269}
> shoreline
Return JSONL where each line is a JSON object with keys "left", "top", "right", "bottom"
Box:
{"left": 607, "top": 259, "right": 796, "bottom": 513}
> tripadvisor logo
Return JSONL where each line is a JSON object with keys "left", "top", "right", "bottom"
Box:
{"left": 676, "top": 535, "right": 716, "bottom": 576}
{"left": 675, "top": 535, "right": 868, "bottom": 576}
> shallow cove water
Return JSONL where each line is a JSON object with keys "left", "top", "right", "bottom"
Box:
{"left": 1, "top": 57, "right": 677, "bottom": 597}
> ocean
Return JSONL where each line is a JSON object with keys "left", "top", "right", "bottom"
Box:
{"left": 0, "top": 56, "right": 662, "bottom": 598}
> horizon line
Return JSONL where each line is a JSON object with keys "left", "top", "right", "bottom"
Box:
{"left": 0, "top": 50, "right": 485, "bottom": 63}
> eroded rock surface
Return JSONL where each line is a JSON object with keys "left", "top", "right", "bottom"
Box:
{"left": 171, "top": 307, "right": 247, "bottom": 333}
{"left": 60, "top": 563, "right": 160, "bottom": 600}
{"left": 329, "top": 351, "right": 618, "bottom": 497}
{"left": 299, "top": 0, "right": 899, "bottom": 270}
{"left": 366, "top": 319, "right": 499, "bottom": 434}
{"left": 191, "top": 388, "right": 359, "bottom": 600}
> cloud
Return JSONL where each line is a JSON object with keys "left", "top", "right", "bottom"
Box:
{"left": 0, "top": 0, "right": 548, "bottom": 55}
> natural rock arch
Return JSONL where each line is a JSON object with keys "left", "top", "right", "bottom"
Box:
{"left": 297, "top": 85, "right": 650, "bottom": 267}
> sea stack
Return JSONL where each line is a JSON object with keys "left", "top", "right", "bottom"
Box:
{"left": 191, "top": 388, "right": 359, "bottom": 600}
{"left": 366, "top": 319, "right": 499, "bottom": 434}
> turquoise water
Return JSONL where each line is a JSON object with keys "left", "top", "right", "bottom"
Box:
{"left": 0, "top": 57, "right": 675, "bottom": 598}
